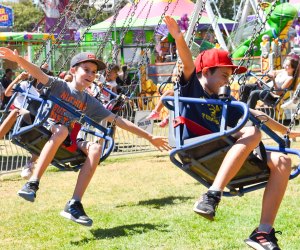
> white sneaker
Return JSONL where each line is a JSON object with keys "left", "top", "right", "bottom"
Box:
{"left": 20, "top": 162, "right": 35, "bottom": 179}
{"left": 281, "top": 99, "right": 297, "bottom": 109}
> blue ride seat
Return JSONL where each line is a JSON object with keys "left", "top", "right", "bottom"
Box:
{"left": 10, "top": 86, "right": 114, "bottom": 171}
{"left": 162, "top": 92, "right": 300, "bottom": 196}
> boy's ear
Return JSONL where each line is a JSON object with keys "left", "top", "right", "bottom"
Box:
{"left": 69, "top": 67, "right": 76, "bottom": 74}
{"left": 202, "top": 67, "right": 209, "bottom": 76}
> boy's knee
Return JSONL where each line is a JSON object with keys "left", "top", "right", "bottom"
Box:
{"left": 271, "top": 154, "right": 292, "bottom": 173}
{"left": 51, "top": 125, "right": 69, "bottom": 140}
{"left": 88, "top": 143, "right": 102, "bottom": 158}
{"left": 279, "top": 155, "right": 292, "bottom": 172}
{"left": 245, "top": 126, "right": 262, "bottom": 142}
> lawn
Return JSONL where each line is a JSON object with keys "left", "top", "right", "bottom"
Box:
{"left": 0, "top": 152, "right": 300, "bottom": 250}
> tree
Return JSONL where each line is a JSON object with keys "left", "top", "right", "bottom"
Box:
{"left": 190, "top": 0, "right": 242, "bottom": 20}
{"left": 2, "top": 1, "right": 44, "bottom": 32}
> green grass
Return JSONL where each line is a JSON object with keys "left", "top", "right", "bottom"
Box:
{"left": 1, "top": 152, "right": 300, "bottom": 249}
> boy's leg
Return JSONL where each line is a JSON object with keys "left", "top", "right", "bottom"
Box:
{"left": 245, "top": 152, "right": 291, "bottom": 249}
{"left": 0, "top": 109, "right": 18, "bottom": 139}
{"left": 18, "top": 124, "right": 69, "bottom": 201}
{"left": 60, "top": 140, "right": 102, "bottom": 227}
{"left": 247, "top": 90, "right": 262, "bottom": 109}
{"left": 194, "top": 126, "right": 262, "bottom": 220}
{"left": 146, "top": 89, "right": 174, "bottom": 120}
{"left": 20, "top": 153, "right": 39, "bottom": 179}
{"left": 239, "top": 84, "right": 256, "bottom": 103}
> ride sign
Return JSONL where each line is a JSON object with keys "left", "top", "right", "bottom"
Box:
{"left": 0, "top": 5, "right": 13, "bottom": 27}
{"left": 134, "top": 111, "right": 153, "bottom": 134}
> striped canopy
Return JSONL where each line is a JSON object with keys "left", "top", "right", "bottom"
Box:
{"left": 89, "top": 0, "right": 235, "bottom": 31}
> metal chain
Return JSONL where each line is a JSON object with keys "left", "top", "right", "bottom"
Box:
{"left": 286, "top": 101, "right": 300, "bottom": 136}
{"left": 32, "top": 0, "right": 77, "bottom": 63}
{"left": 173, "top": 0, "right": 207, "bottom": 88}
{"left": 122, "top": 0, "right": 173, "bottom": 98}
{"left": 41, "top": 0, "right": 90, "bottom": 67}
{"left": 108, "top": 0, "right": 142, "bottom": 64}
{"left": 196, "top": 0, "right": 225, "bottom": 53}
{"left": 96, "top": 1, "right": 127, "bottom": 59}
{"left": 232, "top": 0, "right": 278, "bottom": 83}
{"left": 55, "top": 0, "right": 114, "bottom": 73}
{"left": 124, "top": 0, "right": 153, "bottom": 66}
{"left": 118, "top": 0, "right": 154, "bottom": 96}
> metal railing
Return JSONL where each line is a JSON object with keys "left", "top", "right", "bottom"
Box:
{"left": 0, "top": 94, "right": 299, "bottom": 175}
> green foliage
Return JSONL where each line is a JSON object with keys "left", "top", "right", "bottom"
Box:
{"left": 79, "top": 4, "right": 111, "bottom": 26}
{"left": 2, "top": 1, "right": 44, "bottom": 32}
{"left": 190, "top": 0, "right": 242, "bottom": 20}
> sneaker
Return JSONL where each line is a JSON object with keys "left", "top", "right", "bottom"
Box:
{"left": 244, "top": 228, "right": 282, "bottom": 250}
{"left": 193, "top": 190, "right": 221, "bottom": 221}
{"left": 158, "top": 117, "right": 169, "bottom": 128}
{"left": 60, "top": 200, "right": 93, "bottom": 227}
{"left": 20, "top": 162, "right": 35, "bottom": 180}
{"left": 281, "top": 99, "right": 297, "bottom": 109}
{"left": 146, "top": 110, "right": 160, "bottom": 120}
{"left": 17, "top": 181, "right": 39, "bottom": 202}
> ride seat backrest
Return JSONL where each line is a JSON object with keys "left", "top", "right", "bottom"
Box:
{"left": 13, "top": 124, "right": 85, "bottom": 170}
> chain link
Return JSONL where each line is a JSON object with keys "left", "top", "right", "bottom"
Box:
{"left": 231, "top": 0, "right": 278, "bottom": 83}
{"left": 55, "top": 0, "right": 115, "bottom": 73}
{"left": 32, "top": 0, "right": 77, "bottom": 63}
{"left": 40, "top": 0, "right": 88, "bottom": 67}
{"left": 172, "top": 0, "right": 207, "bottom": 88}
{"left": 123, "top": 0, "right": 173, "bottom": 97}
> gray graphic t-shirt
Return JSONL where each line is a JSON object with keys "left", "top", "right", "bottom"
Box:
{"left": 45, "top": 76, "right": 112, "bottom": 127}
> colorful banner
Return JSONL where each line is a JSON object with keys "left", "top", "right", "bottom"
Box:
{"left": 0, "top": 5, "right": 13, "bottom": 27}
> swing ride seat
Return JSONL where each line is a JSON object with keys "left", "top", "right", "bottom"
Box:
{"left": 10, "top": 86, "right": 114, "bottom": 171}
{"left": 162, "top": 95, "right": 300, "bottom": 196}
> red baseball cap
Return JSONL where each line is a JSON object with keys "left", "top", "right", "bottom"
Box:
{"left": 194, "top": 48, "right": 247, "bottom": 74}
{"left": 71, "top": 52, "right": 106, "bottom": 71}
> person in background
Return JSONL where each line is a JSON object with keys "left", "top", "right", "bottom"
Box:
{"left": 0, "top": 66, "right": 54, "bottom": 179}
{"left": 239, "top": 54, "right": 299, "bottom": 109}
{"left": 1, "top": 68, "right": 14, "bottom": 109}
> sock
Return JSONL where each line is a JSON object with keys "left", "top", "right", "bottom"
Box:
{"left": 208, "top": 186, "right": 223, "bottom": 196}
{"left": 258, "top": 224, "right": 272, "bottom": 233}
{"left": 70, "top": 198, "right": 81, "bottom": 204}
{"left": 29, "top": 177, "right": 39, "bottom": 183}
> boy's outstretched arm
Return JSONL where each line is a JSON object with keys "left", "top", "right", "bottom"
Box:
{"left": 5, "top": 71, "right": 29, "bottom": 97}
{"left": 106, "top": 114, "right": 172, "bottom": 152}
{"left": 0, "top": 47, "right": 49, "bottom": 85}
{"left": 164, "top": 16, "right": 195, "bottom": 81}
{"left": 250, "top": 108, "right": 300, "bottom": 138}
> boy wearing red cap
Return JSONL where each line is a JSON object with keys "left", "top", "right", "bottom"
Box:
{"left": 164, "top": 16, "right": 300, "bottom": 249}
{"left": 0, "top": 48, "right": 171, "bottom": 227}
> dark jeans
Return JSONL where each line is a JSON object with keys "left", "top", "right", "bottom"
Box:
{"left": 239, "top": 84, "right": 271, "bottom": 109}
{"left": 239, "top": 84, "right": 257, "bottom": 104}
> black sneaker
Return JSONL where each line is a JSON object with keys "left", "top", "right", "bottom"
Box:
{"left": 193, "top": 190, "right": 221, "bottom": 221}
{"left": 17, "top": 181, "right": 39, "bottom": 202}
{"left": 60, "top": 200, "right": 93, "bottom": 227}
{"left": 244, "top": 228, "right": 282, "bottom": 250}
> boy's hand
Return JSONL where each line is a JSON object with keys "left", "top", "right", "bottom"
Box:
{"left": 164, "top": 16, "right": 182, "bottom": 40}
{"left": 0, "top": 48, "right": 19, "bottom": 62}
{"left": 149, "top": 136, "right": 172, "bottom": 152}
{"left": 41, "top": 63, "right": 49, "bottom": 70}
{"left": 18, "top": 72, "right": 29, "bottom": 81}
